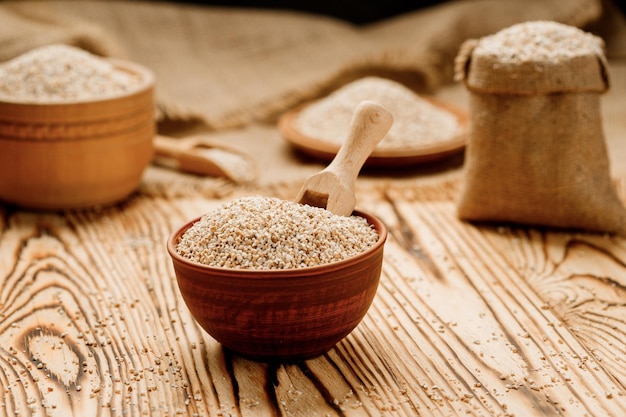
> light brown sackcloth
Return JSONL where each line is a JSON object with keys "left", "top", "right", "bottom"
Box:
{"left": 2, "top": 0, "right": 625, "bottom": 231}
{"left": 0, "top": 0, "right": 606, "bottom": 130}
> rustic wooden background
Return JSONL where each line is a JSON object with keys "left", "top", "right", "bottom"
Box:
{"left": 0, "top": 51, "right": 625, "bottom": 417}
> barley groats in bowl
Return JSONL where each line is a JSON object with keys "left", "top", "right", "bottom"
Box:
{"left": 455, "top": 21, "right": 626, "bottom": 234}
{"left": 167, "top": 196, "right": 387, "bottom": 361}
{"left": 0, "top": 44, "right": 155, "bottom": 209}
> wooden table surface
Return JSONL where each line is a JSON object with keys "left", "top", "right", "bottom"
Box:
{"left": 1, "top": 60, "right": 625, "bottom": 416}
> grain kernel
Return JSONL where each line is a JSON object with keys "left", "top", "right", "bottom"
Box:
{"left": 177, "top": 196, "right": 378, "bottom": 270}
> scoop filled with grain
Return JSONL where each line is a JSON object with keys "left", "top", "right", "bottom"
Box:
{"left": 167, "top": 195, "right": 387, "bottom": 361}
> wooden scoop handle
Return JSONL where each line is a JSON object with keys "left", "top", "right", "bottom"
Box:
{"left": 325, "top": 100, "right": 393, "bottom": 184}
{"left": 296, "top": 100, "right": 393, "bottom": 216}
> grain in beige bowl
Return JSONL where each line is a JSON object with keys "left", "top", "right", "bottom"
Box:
{"left": 167, "top": 196, "right": 387, "bottom": 361}
{"left": 0, "top": 44, "right": 155, "bottom": 209}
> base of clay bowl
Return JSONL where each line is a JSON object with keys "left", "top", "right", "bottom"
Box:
{"left": 0, "top": 128, "right": 154, "bottom": 210}
{"left": 167, "top": 209, "right": 387, "bottom": 362}
{"left": 0, "top": 60, "right": 154, "bottom": 210}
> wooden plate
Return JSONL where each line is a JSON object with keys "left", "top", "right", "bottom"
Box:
{"left": 278, "top": 96, "right": 468, "bottom": 167}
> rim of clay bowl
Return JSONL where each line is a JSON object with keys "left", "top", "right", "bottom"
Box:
{"left": 0, "top": 59, "right": 154, "bottom": 106}
{"left": 166, "top": 209, "right": 388, "bottom": 276}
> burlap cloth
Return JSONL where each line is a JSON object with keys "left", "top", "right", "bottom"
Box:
{"left": 0, "top": 0, "right": 615, "bottom": 130}
{"left": 2, "top": 0, "right": 625, "bottom": 234}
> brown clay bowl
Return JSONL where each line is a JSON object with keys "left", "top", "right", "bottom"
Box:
{"left": 167, "top": 209, "right": 387, "bottom": 361}
{"left": 0, "top": 59, "right": 155, "bottom": 210}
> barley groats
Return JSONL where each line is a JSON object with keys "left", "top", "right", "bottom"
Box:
{"left": 295, "top": 77, "right": 461, "bottom": 150}
{"left": 0, "top": 44, "right": 142, "bottom": 102}
{"left": 176, "top": 196, "right": 379, "bottom": 270}
{"left": 454, "top": 21, "right": 626, "bottom": 234}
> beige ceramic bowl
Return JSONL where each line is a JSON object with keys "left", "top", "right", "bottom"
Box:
{"left": 167, "top": 209, "right": 387, "bottom": 362}
{"left": 0, "top": 60, "right": 155, "bottom": 210}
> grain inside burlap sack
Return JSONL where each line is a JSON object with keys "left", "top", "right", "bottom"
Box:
{"left": 454, "top": 21, "right": 626, "bottom": 235}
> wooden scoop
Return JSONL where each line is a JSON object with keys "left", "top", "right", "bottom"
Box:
{"left": 296, "top": 100, "right": 393, "bottom": 216}
{"left": 153, "top": 135, "right": 256, "bottom": 183}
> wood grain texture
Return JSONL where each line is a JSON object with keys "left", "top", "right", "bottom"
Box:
{"left": 0, "top": 172, "right": 625, "bottom": 416}
{"left": 1, "top": 46, "right": 625, "bottom": 417}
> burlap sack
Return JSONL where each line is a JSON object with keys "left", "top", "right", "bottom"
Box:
{"left": 455, "top": 21, "right": 626, "bottom": 235}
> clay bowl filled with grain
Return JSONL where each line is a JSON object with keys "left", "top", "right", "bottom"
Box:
{"left": 167, "top": 196, "right": 387, "bottom": 361}
{"left": 0, "top": 44, "right": 155, "bottom": 210}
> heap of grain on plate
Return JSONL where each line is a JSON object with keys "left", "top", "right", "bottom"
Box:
{"left": 454, "top": 21, "right": 626, "bottom": 235}
{"left": 293, "top": 76, "right": 462, "bottom": 151}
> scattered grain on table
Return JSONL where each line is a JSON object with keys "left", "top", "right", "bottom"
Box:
{"left": 295, "top": 77, "right": 461, "bottom": 149}
{"left": 0, "top": 44, "right": 143, "bottom": 102}
{"left": 176, "top": 196, "right": 379, "bottom": 269}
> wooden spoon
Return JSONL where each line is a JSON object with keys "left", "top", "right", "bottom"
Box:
{"left": 296, "top": 100, "right": 393, "bottom": 216}
{"left": 153, "top": 135, "right": 256, "bottom": 183}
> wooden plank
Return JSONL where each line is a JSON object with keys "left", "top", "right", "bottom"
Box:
{"left": 1, "top": 179, "right": 625, "bottom": 416}
{"left": 396, "top": 200, "right": 625, "bottom": 415}
{"left": 2, "top": 55, "right": 626, "bottom": 414}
